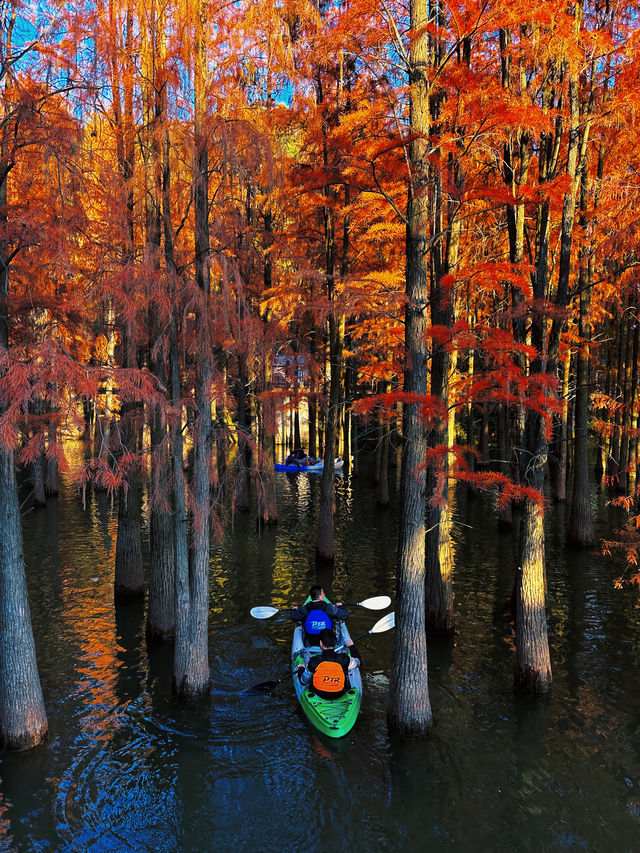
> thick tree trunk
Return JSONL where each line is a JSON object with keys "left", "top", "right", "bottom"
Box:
{"left": 425, "top": 487, "right": 454, "bottom": 633}
{"left": 387, "top": 0, "right": 432, "bottom": 736}
{"left": 114, "top": 335, "right": 144, "bottom": 600}
{"left": 147, "top": 431, "right": 175, "bottom": 639}
{"left": 515, "top": 235, "right": 552, "bottom": 690}
{"left": 0, "top": 58, "right": 47, "bottom": 749}
{"left": 144, "top": 20, "right": 175, "bottom": 639}
{"left": 174, "top": 0, "right": 211, "bottom": 700}
{"left": 114, "top": 471, "right": 144, "bottom": 599}
{"left": 0, "top": 449, "right": 48, "bottom": 750}
{"left": 515, "top": 465, "right": 552, "bottom": 693}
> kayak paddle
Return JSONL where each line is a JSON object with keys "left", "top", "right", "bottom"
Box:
{"left": 244, "top": 668, "right": 297, "bottom": 695}
{"left": 250, "top": 595, "right": 391, "bottom": 620}
{"left": 245, "top": 611, "right": 395, "bottom": 694}
{"left": 336, "top": 611, "right": 395, "bottom": 649}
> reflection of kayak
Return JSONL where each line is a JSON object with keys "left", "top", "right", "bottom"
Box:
{"left": 291, "top": 622, "right": 362, "bottom": 738}
{"left": 274, "top": 459, "right": 344, "bottom": 473}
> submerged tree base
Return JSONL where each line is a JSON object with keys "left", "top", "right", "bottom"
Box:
{"left": 315, "top": 550, "right": 335, "bottom": 567}
{"left": 0, "top": 719, "right": 48, "bottom": 752}
{"left": 514, "top": 665, "right": 552, "bottom": 695}
{"left": 173, "top": 676, "right": 210, "bottom": 703}
{"left": 387, "top": 707, "right": 433, "bottom": 738}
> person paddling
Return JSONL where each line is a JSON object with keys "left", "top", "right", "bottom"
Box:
{"left": 285, "top": 447, "right": 314, "bottom": 466}
{"left": 296, "top": 628, "right": 361, "bottom": 699}
{"left": 290, "top": 585, "right": 349, "bottom": 644}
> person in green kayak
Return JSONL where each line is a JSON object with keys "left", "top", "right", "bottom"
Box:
{"left": 296, "top": 628, "right": 361, "bottom": 699}
{"left": 290, "top": 585, "right": 349, "bottom": 644}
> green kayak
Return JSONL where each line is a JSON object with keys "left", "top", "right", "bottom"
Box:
{"left": 291, "top": 624, "right": 362, "bottom": 738}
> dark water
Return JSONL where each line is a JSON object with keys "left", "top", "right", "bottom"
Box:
{"left": 2, "top": 443, "right": 640, "bottom": 852}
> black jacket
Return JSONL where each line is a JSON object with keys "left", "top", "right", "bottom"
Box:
{"left": 290, "top": 599, "right": 349, "bottom": 623}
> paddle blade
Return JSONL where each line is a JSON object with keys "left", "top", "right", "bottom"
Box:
{"left": 243, "top": 680, "right": 279, "bottom": 694}
{"left": 250, "top": 606, "right": 280, "bottom": 619}
{"left": 370, "top": 611, "right": 395, "bottom": 633}
{"left": 358, "top": 595, "right": 391, "bottom": 610}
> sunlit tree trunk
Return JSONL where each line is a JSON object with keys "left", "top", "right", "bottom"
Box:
{"left": 515, "top": 171, "right": 552, "bottom": 694}
{"left": 425, "top": 56, "right": 460, "bottom": 635}
{"left": 387, "top": 0, "right": 432, "bottom": 736}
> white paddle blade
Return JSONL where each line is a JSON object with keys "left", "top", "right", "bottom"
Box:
{"left": 250, "top": 606, "right": 280, "bottom": 619}
{"left": 371, "top": 611, "right": 395, "bottom": 633}
{"left": 358, "top": 595, "right": 391, "bottom": 610}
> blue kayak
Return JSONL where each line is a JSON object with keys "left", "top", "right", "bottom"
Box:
{"left": 274, "top": 459, "right": 344, "bottom": 473}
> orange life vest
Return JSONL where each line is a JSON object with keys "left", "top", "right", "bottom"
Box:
{"left": 312, "top": 660, "right": 346, "bottom": 694}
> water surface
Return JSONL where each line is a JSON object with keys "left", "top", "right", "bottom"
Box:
{"left": 1, "top": 450, "right": 639, "bottom": 851}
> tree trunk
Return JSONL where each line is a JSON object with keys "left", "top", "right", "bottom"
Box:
{"left": 45, "top": 422, "right": 58, "bottom": 496}
{"left": 515, "top": 222, "right": 552, "bottom": 691}
{"left": 377, "top": 415, "right": 390, "bottom": 507}
{"left": 567, "top": 243, "right": 594, "bottom": 545}
{"left": 233, "top": 356, "right": 251, "bottom": 512}
{"left": 144, "top": 13, "right": 175, "bottom": 638}
{"left": 308, "top": 390, "right": 317, "bottom": 459}
{"left": 0, "top": 449, "right": 48, "bottom": 750}
{"left": 515, "top": 468, "right": 552, "bottom": 692}
{"left": 316, "top": 310, "right": 343, "bottom": 562}
{"left": 387, "top": 0, "right": 432, "bottom": 736}
{"left": 31, "top": 449, "right": 46, "bottom": 508}
{"left": 617, "top": 302, "right": 636, "bottom": 494}
{"left": 174, "top": 0, "right": 211, "bottom": 700}
{"left": 553, "top": 353, "right": 570, "bottom": 503}
{"left": 0, "top": 118, "right": 47, "bottom": 745}
{"left": 497, "top": 403, "right": 512, "bottom": 530}
{"left": 608, "top": 315, "right": 625, "bottom": 483}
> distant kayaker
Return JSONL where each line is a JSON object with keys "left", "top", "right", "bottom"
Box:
{"left": 296, "top": 628, "right": 361, "bottom": 699}
{"left": 290, "top": 585, "right": 349, "bottom": 644}
{"left": 285, "top": 447, "right": 314, "bottom": 466}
